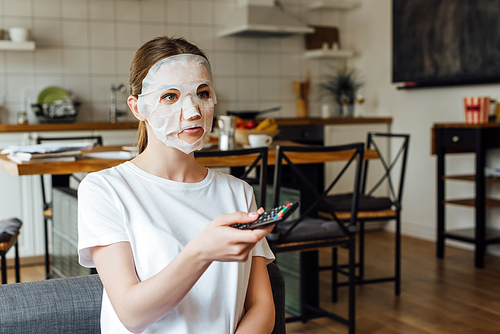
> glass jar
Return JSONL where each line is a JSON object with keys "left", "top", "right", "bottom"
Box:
{"left": 17, "top": 111, "right": 28, "bottom": 125}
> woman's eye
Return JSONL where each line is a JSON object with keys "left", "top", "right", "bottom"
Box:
{"left": 161, "top": 93, "right": 178, "bottom": 101}
{"left": 198, "top": 91, "right": 210, "bottom": 99}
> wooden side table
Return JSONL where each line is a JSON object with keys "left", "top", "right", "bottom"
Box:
{"left": 432, "top": 123, "right": 500, "bottom": 268}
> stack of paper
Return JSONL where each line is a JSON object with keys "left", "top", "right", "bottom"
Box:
{"left": 1, "top": 142, "right": 92, "bottom": 163}
{"left": 83, "top": 151, "right": 138, "bottom": 159}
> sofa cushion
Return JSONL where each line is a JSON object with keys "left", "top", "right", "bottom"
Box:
{"left": 0, "top": 275, "right": 102, "bottom": 334}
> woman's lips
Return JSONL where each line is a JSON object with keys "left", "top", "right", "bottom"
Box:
{"left": 181, "top": 126, "right": 203, "bottom": 135}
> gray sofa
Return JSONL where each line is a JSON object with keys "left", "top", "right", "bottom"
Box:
{"left": 0, "top": 262, "right": 285, "bottom": 334}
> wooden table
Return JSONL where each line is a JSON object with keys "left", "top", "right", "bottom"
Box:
{"left": 0, "top": 142, "right": 379, "bottom": 176}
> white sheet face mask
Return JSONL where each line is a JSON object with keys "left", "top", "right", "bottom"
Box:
{"left": 137, "top": 54, "right": 217, "bottom": 154}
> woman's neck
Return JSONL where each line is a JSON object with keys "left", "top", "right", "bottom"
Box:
{"left": 131, "top": 139, "right": 207, "bottom": 183}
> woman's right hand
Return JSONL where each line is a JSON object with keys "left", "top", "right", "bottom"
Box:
{"left": 189, "top": 210, "right": 273, "bottom": 263}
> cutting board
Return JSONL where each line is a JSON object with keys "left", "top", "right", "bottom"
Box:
{"left": 305, "top": 26, "right": 340, "bottom": 50}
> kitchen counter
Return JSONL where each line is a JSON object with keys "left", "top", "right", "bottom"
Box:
{"left": 274, "top": 117, "right": 392, "bottom": 126}
{"left": 0, "top": 122, "right": 139, "bottom": 133}
{"left": 0, "top": 117, "right": 391, "bottom": 133}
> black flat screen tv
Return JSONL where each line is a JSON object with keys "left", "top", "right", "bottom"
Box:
{"left": 392, "top": 0, "right": 500, "bottom": 88}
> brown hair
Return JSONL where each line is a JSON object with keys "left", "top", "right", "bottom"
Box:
{"left": 129, "top": 36, "right": 208, "bottom": 153}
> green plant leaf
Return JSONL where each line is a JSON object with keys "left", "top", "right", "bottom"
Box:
{"left": 320, "top": 67, "right": 364, "bottom": 104}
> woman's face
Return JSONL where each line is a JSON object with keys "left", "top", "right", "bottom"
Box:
{"left": 137, "top": 55, "right": 217, "bottom": 153}
{"left": 160, "top": 83, "right": 212, "bottom": 144}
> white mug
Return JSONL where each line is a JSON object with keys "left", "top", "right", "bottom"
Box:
{"left": 9, "top": 27, "right": 29, "bottom": 42}
{"left": 248, "top": 134, "right": 273, "bottom": 147}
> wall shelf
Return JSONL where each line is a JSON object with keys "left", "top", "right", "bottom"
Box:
{"left": 304, "top": 48, "right": 355, "bottom": 59}
{"left": 443, "top": 198, "right": 500, "bottom": 209}
{"left": 444, "top": 228, "right": 500, "bottom": 243}
{"left": 443, "top": 174, "right": 500, "bottom": 183}
{"left": 307, "top": 0, "right": 360, "bottom": 10}
{"left": 0, "top": 40, "right": 36, "bottom": 51}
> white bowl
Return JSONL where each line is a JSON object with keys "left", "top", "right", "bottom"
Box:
{"left": 235, "top": 129, "right": 279, "bottom": 146}
{"left": 9, "top": 27, "right": 29, "bottom": 42}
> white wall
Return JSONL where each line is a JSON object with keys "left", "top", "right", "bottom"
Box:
{"left": 344, "top": 0, "right": 500, "bottom": 255}
{"left": 0, "top": 0, "right": 347, "bottom": 124}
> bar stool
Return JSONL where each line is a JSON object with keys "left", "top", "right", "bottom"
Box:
{"left": 0, "top": 218, "right": 22, "bottom": 284}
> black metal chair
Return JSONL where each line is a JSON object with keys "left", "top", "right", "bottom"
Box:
{"left": 194, "top": 146, "right": 268, "bottom": 209}
{"left": 267, "top": 143, "right": 364, "bottom": 334}
{"left": 319, "top": 132, "right": 410, "bottom": 298}
{"left": 0, "top": 218, "right": 22, "bottom": 284}
{"left": 36, "top": 136, "right": 103, "bottom": 279}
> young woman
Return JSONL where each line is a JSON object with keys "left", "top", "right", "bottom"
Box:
{"left": 78, "top": 36, "right": 275, "bottom": 334}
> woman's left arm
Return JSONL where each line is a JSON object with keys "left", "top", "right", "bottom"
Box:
{"left": 236, "top": 256, "right": 275, "bottom": 334}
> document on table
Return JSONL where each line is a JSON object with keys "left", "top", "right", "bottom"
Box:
{"left": 1, "top": 142, "right": 93, "bottom": 154}
{"left": 83, "top": 151, "right": 138, "bottom": 159}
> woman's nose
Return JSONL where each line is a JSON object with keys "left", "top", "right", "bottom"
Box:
{"left": 181, "top": 106, "right": 201, "bottom": 121}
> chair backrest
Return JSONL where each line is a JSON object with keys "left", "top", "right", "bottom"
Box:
{"left": 362, "top": 133, "right": 410, "bottom": 209}
{"left": 267, "top": 261, "right": 286, "bottom": 334}
{"left": 272, "top": 143, "right": 365, "bottom": 238}
{"left": 195, "top": 147, "right": 268, "bottom": 209}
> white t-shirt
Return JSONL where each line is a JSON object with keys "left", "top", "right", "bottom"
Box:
{"left": 77, "top": 161, "right": 275, "bottom": 334}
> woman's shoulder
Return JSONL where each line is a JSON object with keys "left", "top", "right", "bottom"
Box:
{"left": 211, "top": 170, "right": 253, "bottom": 191}
{"left": 80, "top": 162, "right": 130, "bottom": 189}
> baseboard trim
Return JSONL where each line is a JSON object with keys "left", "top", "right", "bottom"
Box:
{"left": 392, "top": 221, "right": 500, "bottom": 257}
{"left": 6, "top": 255, "right": 46, "bottom": 268}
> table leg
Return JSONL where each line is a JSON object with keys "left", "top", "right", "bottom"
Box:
{"left": 44, "top": 175, "right": 71, "bottom": 279}
{"left": 300, "top": 251, "right": 319, "bottom": 320}
{"left": 475, "top": 148, "right": 486, "bottom": 268}
{"left": 436, "top": 149, "right": 445, "bottom": 259}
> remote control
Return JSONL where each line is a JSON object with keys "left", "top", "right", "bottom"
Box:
{"left": 233, "top": 202, "right": 300, "bottom": 230}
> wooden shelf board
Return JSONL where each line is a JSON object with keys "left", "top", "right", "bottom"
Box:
{"left": 307, "top": 0, "right": 360, "bottom": 10}
{"left": 443, "top": 174, "right": 500, "bottom": 183}
{"left": 443, "top": 198, "right": 500, "bottom": 209}
{"left": 0, "top": 40, "right": 35, "bottom": 51}
{"left": 444, "top": 227, "right": 500, "bottom": 243}
{"left": 305, "top": 48, "right": 355, "bottom": 59}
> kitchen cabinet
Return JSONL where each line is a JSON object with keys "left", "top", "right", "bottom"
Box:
{"left": 0, "top": 126, "right": 137, "bottom": 262}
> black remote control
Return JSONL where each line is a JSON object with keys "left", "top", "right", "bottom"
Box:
{"left": 233, "top": 202, "right": 300, "bottom": 230}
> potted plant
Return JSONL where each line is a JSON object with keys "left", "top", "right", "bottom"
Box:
{"left": 319, "top": 67, "right": 363, "bottom": 117}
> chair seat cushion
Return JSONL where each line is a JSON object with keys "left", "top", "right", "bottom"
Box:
{"left": 321, "top": 193, "right": 393, "bottom": 212}
{"left": 0, "top": 232, "right": 16, "bottom": 243}
{"left": 0, "top": 218, "right": 22, "bottom": 243}
{"left": 271, "top": 217, "right": 345, "bottom": 243}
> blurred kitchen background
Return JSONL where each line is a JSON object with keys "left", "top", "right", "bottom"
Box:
{"left": 0, "top": 0, "right": 354, "bottom": 124}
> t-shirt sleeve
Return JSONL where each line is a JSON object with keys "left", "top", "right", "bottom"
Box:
{"left": 77, "top": 173, "right": 129, "bottom": 268}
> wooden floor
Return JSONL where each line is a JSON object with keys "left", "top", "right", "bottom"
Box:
{"left": 7, "top": 231, "right": 500, "bottom": 333}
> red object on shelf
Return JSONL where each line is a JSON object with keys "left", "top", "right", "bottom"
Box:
{"left": 463, "top": 96, "right": 490, "bottom": 124}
